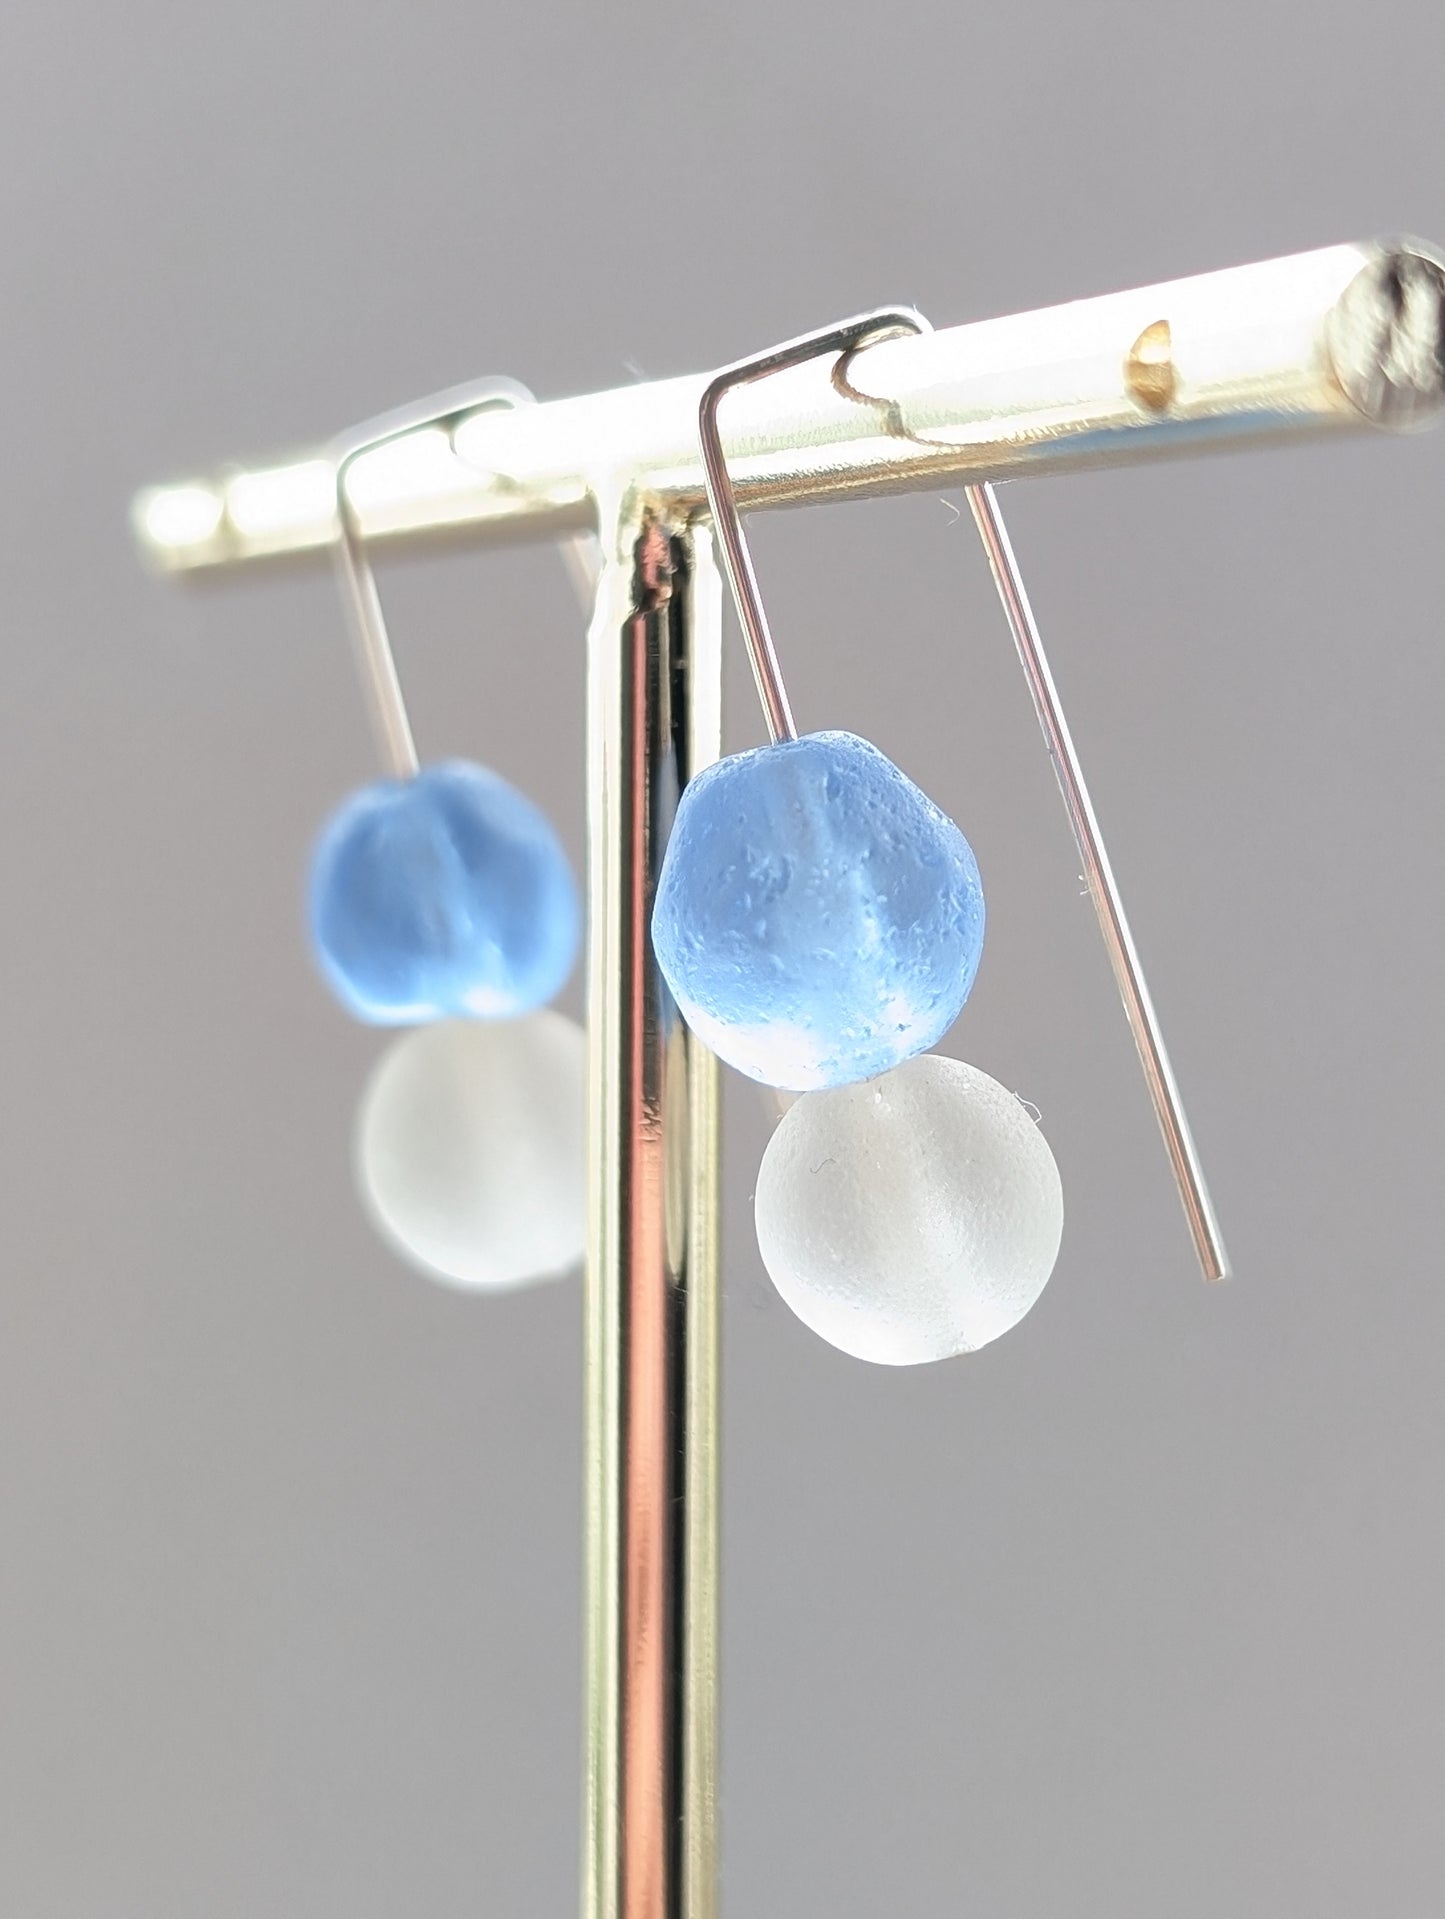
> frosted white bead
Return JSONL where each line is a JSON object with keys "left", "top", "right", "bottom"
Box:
{"left": 355, "top": 1011, "right": 587, "bottom": 1293}
{"left": 754, "top": 1054, "right": 1063, "bottom": 1364}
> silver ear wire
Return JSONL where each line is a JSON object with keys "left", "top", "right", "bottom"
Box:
{"left": 964, "top": 484, "right": 1229, "bottom": 1281}
{"left": 697, "top": 307, "right": 929, "bottom": 744}
{"left": 702, "top": 311, "right": 1227, "bottom": 1281}
{"left": 333, "top": 378, "right": 600, "bottom": 780}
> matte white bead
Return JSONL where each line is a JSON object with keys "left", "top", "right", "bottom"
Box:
{"left": 355, "top": 1010, "right": 586, "bottom": 1292}
{"left": 754, "top": 1054, "right": 1063, "bottom": 1364}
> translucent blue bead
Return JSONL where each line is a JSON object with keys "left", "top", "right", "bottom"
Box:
{"left": 652, "top": 730, "right": 984, "bottom": 1090}
{"left": 308, "top": 760, "right": 579, "bottom": 1024}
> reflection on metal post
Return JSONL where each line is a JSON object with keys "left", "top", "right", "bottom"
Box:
{"left": 585, "top": 505, "right": 721, "bottom": 1919}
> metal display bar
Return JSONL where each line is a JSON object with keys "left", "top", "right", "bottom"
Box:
{"left": 135, "top": 240, "right": 1444, "bottom": 575}
{"left": 131, "top": 236, "right": 1445, "bottom": 1919}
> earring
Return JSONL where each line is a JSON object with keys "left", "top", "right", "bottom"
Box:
{"left": 310, "top": 380, "right": 579, "bottom": 1025}
{"left": 653, "top": 312, "right": 1063, "bottom": 1362}
{"left": 312, "top": 381, "right": 593, "bottom": 1293}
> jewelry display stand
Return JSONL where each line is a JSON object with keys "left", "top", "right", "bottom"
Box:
{"left": 134, "top": 238, "right": 1445, "bottom": 1919}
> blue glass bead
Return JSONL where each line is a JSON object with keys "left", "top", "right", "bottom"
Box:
{"left": 652, "top": 730, "right": 984, "bottom": 1090}
{"left": 308, "top": 760, "right": 579, "bottom": 1024}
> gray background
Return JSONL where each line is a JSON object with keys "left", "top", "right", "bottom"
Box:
{"left": 1, "top": 3, "right": 1442, "bottom": 1914}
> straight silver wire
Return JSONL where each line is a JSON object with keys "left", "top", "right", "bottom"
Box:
{"left": 965, "top": 482, "right": 1230, "bottom": 1283}
{"left": 697, "top": 308, "right": 928, "bottom": 744}
{"left": 332, "top": 491, "right": 419, "bottom": 779}
{"left": 333, "top": 376, "right": 599, "bottom": 782}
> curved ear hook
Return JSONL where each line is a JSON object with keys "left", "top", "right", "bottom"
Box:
{"left": 333, "top": 378, "right": 598, "bottom": 779}
{"left": 701, "top": 309, "right": 1227, "bottom": 1281}
{"left": 697, "top": 306, "right": 930, "bottom": 744}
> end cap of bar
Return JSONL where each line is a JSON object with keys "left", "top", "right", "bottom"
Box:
{"left": 1329, "top": 240, "right": 1445, "bottom": 430}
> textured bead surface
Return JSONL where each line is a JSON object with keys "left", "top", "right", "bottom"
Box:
{"left": 652, "top": 731, "right": 984, "bottom": 1089}
{"left": 309, "top": 760, "right": 579, "bottom": 1024}
{"left": 754, "top": 1054, "right": 1062, "bottom": 1364}
{"left": 355, "top": 1011, "right": 586, "bottom": 1292}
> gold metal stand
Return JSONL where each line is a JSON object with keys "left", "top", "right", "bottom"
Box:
{"left": 133, "top": 238, "right": 1445, "bottom": 1919}
{"left": 585, "top": 505, "right": 720, "bottom": 1919}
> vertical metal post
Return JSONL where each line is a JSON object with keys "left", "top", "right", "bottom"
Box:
{"left": 584, "top": 501, "right": 722, "bottom": 1919}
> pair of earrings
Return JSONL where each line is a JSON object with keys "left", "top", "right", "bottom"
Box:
{"left": 308, "top": 382, "right": 592, "bottom": 1293}
{"left": 306, "top": 311, "right": 1222, "bottom": 1360}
